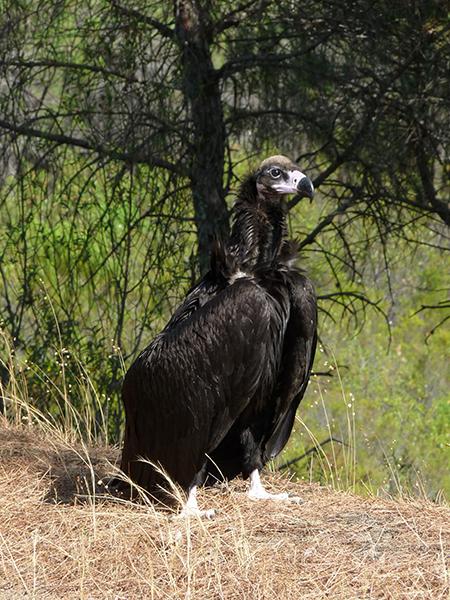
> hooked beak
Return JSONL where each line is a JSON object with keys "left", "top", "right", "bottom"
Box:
{"left": 296, "top": 175, "right": 314, "bottom": 200}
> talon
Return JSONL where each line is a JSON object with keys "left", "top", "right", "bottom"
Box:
{"left": 178, "top": 507, "right": 215, "bottom": 519}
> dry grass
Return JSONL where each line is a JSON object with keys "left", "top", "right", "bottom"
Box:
{"left": 0, "top": 418, "right": 448, "bottom": 600}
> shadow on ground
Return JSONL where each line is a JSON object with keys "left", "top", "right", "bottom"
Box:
{"left": 0, "top": 420, "right": 120, "bottom": 504}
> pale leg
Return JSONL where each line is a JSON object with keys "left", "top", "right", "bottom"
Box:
{"left": 247, "top": 469, "right": 302, "bottom": 503}
{"left": 179, "top": 486, "right": 215, "bottom": 518}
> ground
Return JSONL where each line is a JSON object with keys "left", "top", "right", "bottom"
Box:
{"left": 0, "top": 419, "right": 448, "bottom": 599}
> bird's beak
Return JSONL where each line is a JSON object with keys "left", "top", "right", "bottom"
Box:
{"left": 273, "top": 169, "right": 315, "bottom": 199}
{"left": 296, "top": 175, "right": 314, "bottom": 200}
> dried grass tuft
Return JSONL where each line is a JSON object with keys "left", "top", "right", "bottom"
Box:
{"left": 0, "top": 418, "right": 448, "bottom": 599}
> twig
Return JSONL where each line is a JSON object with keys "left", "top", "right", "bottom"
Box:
{"left": 278, "top": 437, "right": 346, "bottom": 470}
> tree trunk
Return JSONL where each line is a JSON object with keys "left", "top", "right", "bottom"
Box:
{"left": 175, "top": 0, "right": 229, "bottom": 274}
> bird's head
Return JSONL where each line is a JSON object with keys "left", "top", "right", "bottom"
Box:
{"left": 255, "top": 155, "right": 314, "bottom": 202}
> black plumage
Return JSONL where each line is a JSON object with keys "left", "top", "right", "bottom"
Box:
{"left": 119, "top": 155, "right": 317, "bottom": 511}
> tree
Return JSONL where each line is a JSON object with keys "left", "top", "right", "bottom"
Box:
{"left": 2, "top": 0, "right": 448, "bottom": 259}
{"left": 0, "top": 0, "right": 448, "bottom": 432}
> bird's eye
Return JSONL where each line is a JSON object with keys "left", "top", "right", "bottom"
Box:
{"left": 269, "top": 168, "right": 282, "bottom": 179}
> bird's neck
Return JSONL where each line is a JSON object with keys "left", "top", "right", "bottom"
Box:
{"left": 229, "top": 176, "right": 287, "bottom": 269}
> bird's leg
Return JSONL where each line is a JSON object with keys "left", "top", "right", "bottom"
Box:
{"left": 247, "top": 469, "right": 302, "bottom": 503}
{"left": 247, "top": 469, "right": 288, "bottom": 500}
{"left": 178, "top": 486, "right": 215, "bottom": 519}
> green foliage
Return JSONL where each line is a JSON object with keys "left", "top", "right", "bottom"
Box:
{"left": 0, "top": 155, "right": 197, "bottom": 439}
{"left": 280, "top": 235, "right": 450, "bottom": 499}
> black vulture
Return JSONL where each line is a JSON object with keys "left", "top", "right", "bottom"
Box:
{"left": 119, "top": 155, "right": 317, "bottom": 516}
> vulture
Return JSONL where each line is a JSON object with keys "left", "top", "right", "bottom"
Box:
{"left": 118, "top": 155, "right": 317, "bottom": 516}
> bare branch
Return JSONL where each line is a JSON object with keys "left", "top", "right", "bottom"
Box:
{"left": 415, "top": 139, "right": 450, "bottom": 226}
{"left": 0, "top": 59, "right": 139, "bottom": 83}
{"left": 0, "top": 118, "right": 185, "bottom": 175}
{"left": 413, "top": 301, "right": 450, "bottom": 314}
{"left": 411, "top": 300, "right": 450, "bottom": 341}
{"left": 217, "top": 33, "right": 333, "bottom": 78}
{"left": 425, "top": 315, "right": 450, "bottom": 343}
{"left": 79, "top": 185, "right": 192, "bottom": 288}
{"left": 278, "top": 437, "right": 346, "bottom": 470}
{"left": 110, "top": 1, "right": 175, "bottom": 39}
{"left": 295, "top": 198, "right": 358, "bottom": 249}
{"left": 212, "top": 0, "right": 272, "bottom": 35}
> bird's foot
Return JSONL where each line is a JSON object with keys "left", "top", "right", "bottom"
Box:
{"left": 247, "top": 469, "right": 303, "bottom": 503}
{"left": 248, "top": 488, "right": 288, "bottom": 501}
{"left": 247, "top": 488, "right": 303, "bottom": 503}
{"left": 178, "top": 506, "right": 215, "bottom": 519}
{"left": 178, "top": 485, "right": 215, "bottom": 519}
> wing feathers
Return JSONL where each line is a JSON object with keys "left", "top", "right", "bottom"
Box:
{"left": 121, "top": 278, "right": 288, "bottom": 490}
{"left": 264, "top": 272, "right": 317, "bottom": 459}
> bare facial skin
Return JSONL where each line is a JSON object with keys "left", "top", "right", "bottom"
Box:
{"left": 256, "top": 155, "right": 314, "bottom": 200}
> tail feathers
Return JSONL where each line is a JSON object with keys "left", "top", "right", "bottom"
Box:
{"left": 107, "top": 455, "right": 179, "bottom": 506}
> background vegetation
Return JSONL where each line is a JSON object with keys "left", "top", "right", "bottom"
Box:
{"left": 0, "top": 0, "right": 448, "bottom": 498}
